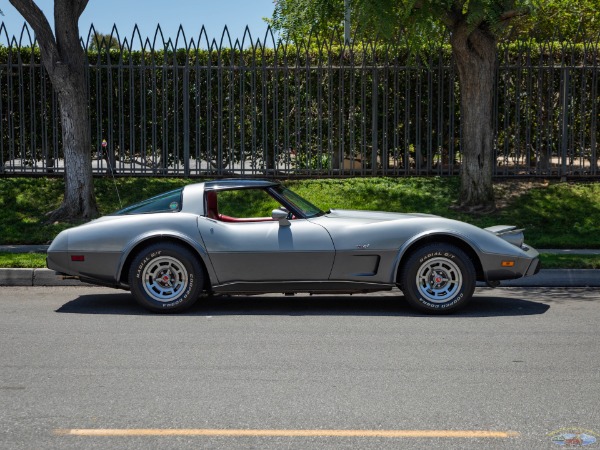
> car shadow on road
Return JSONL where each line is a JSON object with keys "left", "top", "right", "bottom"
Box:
{"left": 55, "top": 291, "right": 550, "bottom": 317}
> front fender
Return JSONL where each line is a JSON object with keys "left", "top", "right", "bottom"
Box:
{"left": 391, "top": 225, "right": 537, "bottom": 283}
{"left": 390, "top": 229, "right": 483, "bottom": 282}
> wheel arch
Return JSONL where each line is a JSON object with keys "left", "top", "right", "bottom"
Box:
{"left": 395, "top": 233, "right": 484, "bottom": 284}
{"left": 118, "top": 235, "right": 213, "bottom": 291}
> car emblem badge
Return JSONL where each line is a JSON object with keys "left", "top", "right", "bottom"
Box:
{"left": 356, "top": 244, "right": 370, "bottom": 249}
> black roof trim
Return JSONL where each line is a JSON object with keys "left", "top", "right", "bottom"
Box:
{"left": 203, "top": 179, "right": 279, "bottom": 190}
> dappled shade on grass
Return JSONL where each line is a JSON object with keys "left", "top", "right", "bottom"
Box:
{"left": 1, "top": 177, "right": 599, "bottom": 249}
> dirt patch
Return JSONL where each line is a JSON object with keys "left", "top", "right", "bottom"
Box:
{"left": 493, "top": 179, "right": 550, "bottom": 210}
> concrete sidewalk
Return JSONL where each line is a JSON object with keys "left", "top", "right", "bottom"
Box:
{"left": 1, "top": 268, "right": 87, "bottom": 286}
{"left": 0, "top": 245, "right": 50, "bottom": 253}
{"left": 0, "top": 245, "right": 598, "bottom": 287}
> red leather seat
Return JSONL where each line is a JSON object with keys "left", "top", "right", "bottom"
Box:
{"left": 205, "top": 191, "right": 219, "bottom": 219}
{"left": 205, "top": 191, "right": 275, "bottom": 222}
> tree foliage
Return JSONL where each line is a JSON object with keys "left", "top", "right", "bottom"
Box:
{"left": 269, "top": 0, "right": 536, "bottom": 42}
{"left": 268, "top": 0, "right": 348, "bottom": 40}
{"left": 269, "top": 0, "right": 599, "bottom": 44}
{"left": 87, "top": 31, "right": 121, "bottom": 52}
{"left": 524, "top": 0, "right": 600, "bottom": 42}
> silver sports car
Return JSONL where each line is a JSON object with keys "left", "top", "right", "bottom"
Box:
{"left": 47, "top": 179, "right": 540, "bottom": 314}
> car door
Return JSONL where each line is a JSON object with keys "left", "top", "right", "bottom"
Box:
{"left": 198, "top": 218, "right": 335, "bottom": 284}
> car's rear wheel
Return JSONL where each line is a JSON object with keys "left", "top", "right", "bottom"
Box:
{"left": 400, "top": 243, "right": 476, "bottom": 314}
{"left": 129, "top": 242, "right": 203, "bottom": 313}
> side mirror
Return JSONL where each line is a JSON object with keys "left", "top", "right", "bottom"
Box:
{"left": 271, "top": 208, "right": 291, "bottom": 227}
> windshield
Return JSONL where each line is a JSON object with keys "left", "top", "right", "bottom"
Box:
{"left": 112, "top": 188, "right": 183, "bottom": 215}
{"left": 272, "top": 186, "right": 324, "bottom": 218}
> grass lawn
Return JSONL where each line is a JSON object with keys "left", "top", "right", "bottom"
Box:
{"left": 538, "top": 254, "right": 600, "bottom": 269}
{"left": 0, "top": 253, "right": 48, "bottom": 268}
{"left": 0, "top": 176, "right": 599, "bottom": 270}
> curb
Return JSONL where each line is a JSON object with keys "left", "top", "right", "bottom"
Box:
{"left": 478, "top": 269, "right": 600, "bottom": 288}
{"left": 0, "top": 268, "right": 87, "bottom": 286}
{"left": 1, "top": 268, "right": 598, "bottom": 288}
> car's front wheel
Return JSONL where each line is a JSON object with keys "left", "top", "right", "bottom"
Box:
{"left": 129, "top": 243, "right": 204, "bottom": 313}
{"left": 400, "top": 243, "right": 476, "bottom": 314}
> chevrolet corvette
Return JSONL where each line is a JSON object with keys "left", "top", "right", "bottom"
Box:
{"left": 47, "top": 179, "right": 540, "bottom": 314}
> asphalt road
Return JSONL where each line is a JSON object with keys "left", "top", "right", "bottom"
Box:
{"left": 1, "top": 286, "right": 599, "bottom": 449}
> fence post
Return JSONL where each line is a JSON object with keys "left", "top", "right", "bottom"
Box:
{"left": 371, "top": 68, "right": 378, "bottom": 175}
{"left": 183, "top": 62, "right": 190, "bottom": 177}
{"left": 560, "top": 66, "right": 569, "bottom": 177}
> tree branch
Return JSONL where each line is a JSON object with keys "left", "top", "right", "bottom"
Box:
{"left": 76, "top": 0, "right": 90, "bottom": 19}
{"left": 443, "top": 1, "right": 466, "bottom": 30}
{"left": 9, "top": 0, "right": 56, "bottom": 47}
{"left": 499, "top": 7, "right": 530, "bottom": 22}
{"left": 441, "top": 10, "right": 457, "bottom": 28}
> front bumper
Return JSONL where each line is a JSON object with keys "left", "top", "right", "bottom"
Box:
{"left": 484, "top": 244, "right": 541, "bottom": 282}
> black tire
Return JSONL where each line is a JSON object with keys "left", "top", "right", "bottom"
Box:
{"left": 399, "top": 243, "right": 476, "bottom": 314}
{"left": 129, "top": 242, "right": 204, "bottom": 313}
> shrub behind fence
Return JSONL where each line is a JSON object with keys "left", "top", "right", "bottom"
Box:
{"left": 1, "top": 24, "right": 598, "bottom": 177}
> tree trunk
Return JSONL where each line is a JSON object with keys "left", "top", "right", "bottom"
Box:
{"left": 450, "top": 23, "right": 498, "bottom": 212}
{"left": 45, "top": 71, "right": 98, "bottom": 222}
{"left": 47, "top": 74, "right": 98, "bottom": 222}
{"left": 9, "top": 0, "right": 98, "bottom": 223}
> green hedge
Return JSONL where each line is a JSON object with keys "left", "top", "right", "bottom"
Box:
{"left": 1, "top": 38, "right": 598, "bottom": 175}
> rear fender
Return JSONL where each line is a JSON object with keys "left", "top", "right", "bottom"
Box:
{"left": 117, "top": 230, "right": 217, "bottom": 289}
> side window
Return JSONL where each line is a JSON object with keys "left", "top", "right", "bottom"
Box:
{"left": 112, "top": 189, "right": 182, "bottom": 215}
{"left": 218, "top": 189, "right": 281, "bottom": 219}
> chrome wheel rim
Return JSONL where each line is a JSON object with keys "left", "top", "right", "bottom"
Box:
{"left": 416, "top": 257, "right": 463, "bottom": 303}
{"left": 142, "top": 256, "right": 188, "bottom": 303}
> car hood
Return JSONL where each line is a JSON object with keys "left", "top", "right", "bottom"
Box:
{"left": 324, "top": 209, "right": 438, "bottom": 223}
{"left": 319, "top": 209, "right": 530, "bottom": 253}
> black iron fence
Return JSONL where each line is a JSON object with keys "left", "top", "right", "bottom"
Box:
{"left": 1, "top": 24, "right": 599, "bottom": 177}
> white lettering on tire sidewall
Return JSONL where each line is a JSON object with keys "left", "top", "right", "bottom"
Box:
{"left": 162, "top": 273, "right": 194, "bottom": 309}
{"left": 134, "top": 250, "right": 195, "bottom": 309}
{"left": 419, "top": 251, "right": 456, "bottom": 264}
{"left": 416, "top": 251, "right": 463, "bottom": 309}
{"left": 135, "top": 250, "right": 162, "bottom": 280}
{"left": 418, "top": 292, "right": 464, "bottom": 309}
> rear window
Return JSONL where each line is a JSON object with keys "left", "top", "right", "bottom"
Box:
{"left": 112, "top": 189, "right": 183, "bottom": 215}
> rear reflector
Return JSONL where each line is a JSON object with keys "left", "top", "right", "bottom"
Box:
{"left": 71, "top": 255, "right": 85, "bottom": 262}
